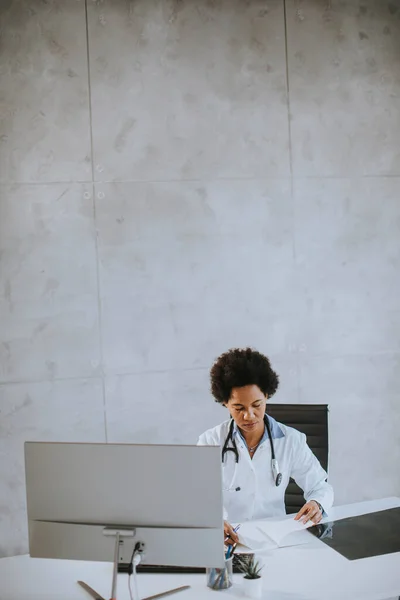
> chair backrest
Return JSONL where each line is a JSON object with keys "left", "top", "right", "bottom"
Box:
{"left": 266, "top": 404, "right": 329, "bottom": 514}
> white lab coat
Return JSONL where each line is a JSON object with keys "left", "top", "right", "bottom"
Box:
{"left": 198, "top": 417, "right": 334, "bottom": 523}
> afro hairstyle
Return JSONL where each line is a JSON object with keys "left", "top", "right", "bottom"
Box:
{"left": 210, "top": 347, "right": 279, "bottom": 404}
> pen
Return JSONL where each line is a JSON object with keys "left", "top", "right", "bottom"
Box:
{"left": 225, "top": 542, "right": 237, "bottom": 560}
{"left": 224, "top": 524, "right": 241, "bottom": 543}
{"left": 229, "top": 542, "right": 237, "bottom": 558}
{"left": 225, "top": 524, "right": 241, "bottom": 559}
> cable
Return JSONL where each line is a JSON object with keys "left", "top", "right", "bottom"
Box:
{"left": 127, "top": 542, "right": 142, "bottom": 600}
{"left": 132, "top": 556, "right": 140, "bottom": 600}
{"left": 129, "top": 541, "right": 142, "bottom": 571}
{"left": 128, "top": 576, "right": 134, "bottom": 600}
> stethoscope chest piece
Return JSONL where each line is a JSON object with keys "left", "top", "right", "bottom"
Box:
{"left": 271, "top": 458, "right": 282, "bottom": 487}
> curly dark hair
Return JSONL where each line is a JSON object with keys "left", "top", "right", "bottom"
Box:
{"left": 210, "top": 347, "right": 279, "bottom": 404}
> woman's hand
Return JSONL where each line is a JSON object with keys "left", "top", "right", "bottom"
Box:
{"left": 224, "top": 521, "right": 239, "bottom": 544}
{"left": 294, "top": 500, "right": 323, "bottom": 524}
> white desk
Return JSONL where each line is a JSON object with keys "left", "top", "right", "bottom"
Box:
{"left": 1, "top": 497, "right": 399, "bottom": 600}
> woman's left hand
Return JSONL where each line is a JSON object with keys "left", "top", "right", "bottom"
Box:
{"left": 294, "top": 500, "right": 323, "bottom": 524}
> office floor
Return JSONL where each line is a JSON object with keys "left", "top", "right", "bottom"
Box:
{"left": 1, "top": 0, "right": 400, "bottom": 558}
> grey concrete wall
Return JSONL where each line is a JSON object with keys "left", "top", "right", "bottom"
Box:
{"left": 0, "top": 0, "right": 399, "bottom": 557}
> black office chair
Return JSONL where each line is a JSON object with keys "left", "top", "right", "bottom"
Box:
{"left": 266, "top": 404, "right": 330, "bottom": 514}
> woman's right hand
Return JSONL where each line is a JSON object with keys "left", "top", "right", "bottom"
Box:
{"left": 224, "top": 521, "right": 239, "bottom": 545}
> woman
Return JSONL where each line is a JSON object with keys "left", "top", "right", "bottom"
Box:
{"left": 198, "top": 347, "right": 334, "bottom": 545}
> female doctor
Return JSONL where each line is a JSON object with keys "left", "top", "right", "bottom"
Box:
{"left": 198, "top": 347, "right": 334, "bottom": 544}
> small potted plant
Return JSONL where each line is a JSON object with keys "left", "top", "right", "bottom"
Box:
{"left": 236, "top": 554, "right": 263, "bottom": 599}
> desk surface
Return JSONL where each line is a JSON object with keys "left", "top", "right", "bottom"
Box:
{"left": 1, "top": 497, "right": 400, "bottom": 600}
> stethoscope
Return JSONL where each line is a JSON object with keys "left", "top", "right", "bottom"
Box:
{"left": 221, "top": 414, "right": 283, "bottom": 491}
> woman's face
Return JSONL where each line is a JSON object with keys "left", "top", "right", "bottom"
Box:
{"left": 224, "top": 385, "right": 267, "bottom": 433}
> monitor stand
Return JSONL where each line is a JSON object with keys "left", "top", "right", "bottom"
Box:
{"left": 103, "top": 527, "right": 144, "bottom": 600}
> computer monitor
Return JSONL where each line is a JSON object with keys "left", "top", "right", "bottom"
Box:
{"left": 24, "top": 442, "right": 225, "bottom": 574}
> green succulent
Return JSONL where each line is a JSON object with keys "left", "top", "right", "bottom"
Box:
{"left": 236, "top": 554, "right": 263, "bottom": 580}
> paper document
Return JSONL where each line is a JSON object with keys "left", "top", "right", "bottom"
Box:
{"left": 232, "top": 517, "right": 314, "bottom": 552}
{"left": 233, "top": 522, "right": 278, "bottom": 553}
{"left": 255, "top": 517, "right": 314, "bottom": 547}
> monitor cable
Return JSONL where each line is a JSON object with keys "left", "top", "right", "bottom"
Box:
{"left": 128, "top": 542, "right": 142, "bottom": 600}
